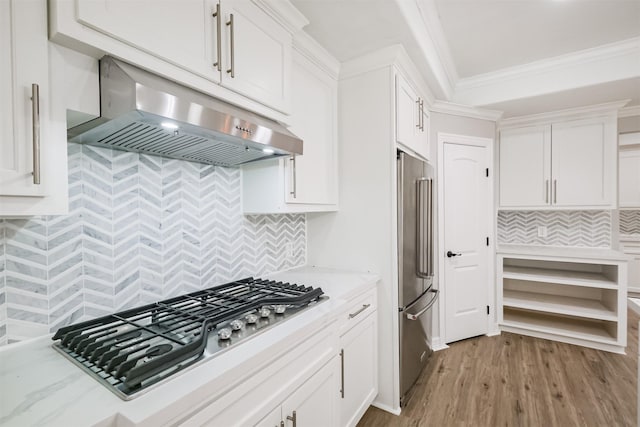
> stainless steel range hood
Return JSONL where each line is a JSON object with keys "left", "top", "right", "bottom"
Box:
{"left": 68, "top": 56, "right": 302, "bottom": 167}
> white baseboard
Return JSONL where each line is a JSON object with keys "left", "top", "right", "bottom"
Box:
{"left": 487, "top": 324, "right": 501, "bottom": 337}
{"left": 371, "top": 401, "right": 402, "bottom": 416}
{"left": 430, "top": 336, "right": 449, "bottom": 351}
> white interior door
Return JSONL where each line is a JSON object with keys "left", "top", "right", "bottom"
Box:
{"left": 443, "top": 139, "right": 490, "bottom": 343}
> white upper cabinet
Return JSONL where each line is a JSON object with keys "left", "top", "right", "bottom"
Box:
{"left": 395, "top": 72, "right": 429, "bottom": 160}
{"left": 499, "top": 113, "right": 617, "bottom": 210}
{"left": 220, "top": 1, "right": 291, "bottom": 113}
{"left": 0, "top": 0, "right": 69, "bottom": 216}
{"left": 619, "top": 133, "right": 640, "bottom": 208}
{"left": 50, "top": 0, "right": 307, "bottom": 120}
{"left": 242, "top": 35, "right": 339, "bottom": 214}
{"left": 74, "top": 0, "right": 218, "bottom": 83}
{"left": 499, "top": 125, "right": 551, "bottom": 208}
{"left": 552, "top": 117, "right": 615, "bottom": 207}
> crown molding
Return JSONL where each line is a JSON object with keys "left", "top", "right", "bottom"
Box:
{"left": 454, "top": 37, "right": 640, "bottom": 107}
{"left": 293, "top": 31, "right": 340, "bottom": 80}
{"left": 430, "top": 100, "right": 503, "bottom": 121}
{"left": 499, "top": 100, "right": 630, "bottom": 129}
{"left": 252, "top": 0, "right": 309, "bottom": 34}
{"left": 393, "top": 0, "right": 456, "bottom": 100}
{"left": 619, "top": 105, "right": 640, "bottom": 118}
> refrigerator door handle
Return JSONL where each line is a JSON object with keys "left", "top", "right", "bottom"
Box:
{"left": 406, "top": 288, "right": 439, "bottom": 320}
{"left": 416, "top": 177, "right": 432, "bottom": 279}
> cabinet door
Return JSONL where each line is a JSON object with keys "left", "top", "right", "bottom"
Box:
{"left": 75, "top": 0, "right": 219, "bottom": 83}
{"left": 552, "top": 117, "right": 616, "bottom": 207}
{"left": 282, "top": 360, "right": 339, "bottom": 427}
{"left": 499, "top": 125, "right": 551, "bottom": 208}
{"left": 620, "top": 149, "right": 640, "bottom": 208}
{"left": 220, "top": 0, "right": 291, "bottom": 113}
{"left": 0, "top": 0, "right": 49, "bottom": 197}
{"left": 395, "top": 74, "right": 420, "bottom": 155}
{"left": 285, "top": 50, "right": 337, "bottom": 205}
{"left": 255, "top": 406, "right": 282, "bottom": 427}
{"left": 340, "top": 313, "right": 377, "bottom": 427}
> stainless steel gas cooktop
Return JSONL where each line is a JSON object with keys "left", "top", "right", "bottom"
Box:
{"left": 52, "top": 278, "right": 326, "bottom": 400}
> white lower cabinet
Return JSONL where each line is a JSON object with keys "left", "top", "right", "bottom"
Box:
{"left": 340, "top": 311, "right": 377, "bottom": 427}
{"left": 621, "top": 240, "right": 640, "bottom": 294}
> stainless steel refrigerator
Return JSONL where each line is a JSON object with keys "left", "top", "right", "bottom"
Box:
{"left": 397, "top": 150, "right": 438, "bottom": 407}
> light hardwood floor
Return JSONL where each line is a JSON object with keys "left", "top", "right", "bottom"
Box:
{"left": 359, "top": 308, "right": 639, "bottom": 427}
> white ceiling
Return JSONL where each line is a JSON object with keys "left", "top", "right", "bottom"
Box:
{"left": 434, "top": 0, "right": 640, "bottom": 78}
{"left": 291, "top": 0, "right": 640, "bottom": 117}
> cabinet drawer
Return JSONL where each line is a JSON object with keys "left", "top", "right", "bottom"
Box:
{"left": 176, "top": 325, "right": 336, "bottom": 426}
{"left": 339, "top": 290, "right": 377, "bottom": 335}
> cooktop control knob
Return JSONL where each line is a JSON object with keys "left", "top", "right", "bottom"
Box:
{"left": 259, "top": 307, "right": 271, "bottom": 318}
{"left": 218, "top": 327, "right": 232, "bottom": 340}
{"left": 245, "top": 313, "right": 258, "bottom": 324}
{"left": 230, "top": 319, "right": 244, "bottom": 331}
{"left": 275, "top": 305, "right": 286, "bottom": 314}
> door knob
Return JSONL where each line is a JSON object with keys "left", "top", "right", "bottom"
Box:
{"left": 446, "top": 251, "right": 461, "bottom": 258}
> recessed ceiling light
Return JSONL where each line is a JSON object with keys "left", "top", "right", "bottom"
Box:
{"left": 161, "top": 122, "right": 179, "bottom": 130}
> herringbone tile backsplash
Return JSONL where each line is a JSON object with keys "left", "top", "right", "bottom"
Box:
{"left": 0, "top": 144, "right": 306, "bottom": 345}
{"left": 620, "top": 210, "right": 640, "bottom": 235}
{"left": 497, "top": 210, "right": 611, "bottom": 247}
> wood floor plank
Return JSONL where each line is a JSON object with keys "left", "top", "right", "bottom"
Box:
{"left": 358, "top": 308, "right": 639, "bottom": 427}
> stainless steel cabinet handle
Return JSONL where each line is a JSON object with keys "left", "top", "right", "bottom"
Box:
{"left": 553, "top": 179, "right": 557, "bottom": 204}
{"left": 286, "top": 411, "right": 296, "bottom": 427}
{"left": 212, "top": 3, "right": 221, "bottom": 71}
{"left": 406, "top": 288, "right": 439, "bottom": 320}
{"left": 340, "top": 349, "right": 345, "bottom": 398}
{"left": 31, "top": 83, "right": 41, "bottom": 185}
{"left": 289, "top": 155, "right": 296, "bottom": 198}
{"left": 420, "top": 99, "right": 425, "bottom": 131}
{"left": 416, "top": 98, "right": 421, "bottom": 129}
{"left": 226, "top": 13, "right": 235, "bottom": 77}
{"left": 348, "top": 303, "right": 370, "bottom": 319}
{"left": 545, "top": 179, "right": 549, "bottom": 203}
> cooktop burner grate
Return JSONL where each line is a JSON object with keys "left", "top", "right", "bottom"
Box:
{"left": 52, "top": 278, "right": 324, "bottom": 399}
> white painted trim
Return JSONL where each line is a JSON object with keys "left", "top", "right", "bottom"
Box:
{"left": 619, "top": 105, "right": 640, "bottom": 118}
{"left": 430, "top": 337, "right": 449, "bottom": 351}
{"left": 339, "top": 45, "right": 434, "bottom": 105}
{"left": 498, "top": 100, "right": 630, "bottom": 129}
{"left": 486, "top": 327, "right": 501, "bottom": 337}
{"left": 437, "top": 133, "right": 495, "bottom": 345}
{"left": 371, "top": 401, "right": 402, "bottom": 416}
{"left": 393, "top": 0, "right": 455, "bottom": 100}
{"left": 292, "top": 31, "right": 340, "bottom": 80}
{"left": 430, "top": 100, "right": 503, "bottom": 121}
{"left": 453, "top": 38, "right": 640, "bottom": 107}
{"left": 251, "top": 0, "right": 309, "bottom": 34}
{"left": 457, "top": 37, "right": 640, "bottom": 91}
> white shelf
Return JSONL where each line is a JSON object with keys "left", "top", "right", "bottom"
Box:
{"left": 502, "top": 308, "right": 617, "bottom": 345}
{"left": 503, "top": 290, "right": 617, "bottom": 321}
{"left": 502, "top": 265, "right": 617, "bottom": 289}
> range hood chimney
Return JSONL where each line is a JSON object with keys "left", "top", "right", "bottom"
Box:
{"left": 68, "top": 56, "right": 302, "bottom": 167}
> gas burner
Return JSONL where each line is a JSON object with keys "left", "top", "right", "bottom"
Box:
{"left": 51, "top": 277, "right": 326, "bottom": 400}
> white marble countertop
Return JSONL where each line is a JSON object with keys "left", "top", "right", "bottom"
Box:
{"left": 0, "top": 266, "right": 378, "bottom": 427}
{"left": 497, "top": 244, "right": 632, "bottom": 261}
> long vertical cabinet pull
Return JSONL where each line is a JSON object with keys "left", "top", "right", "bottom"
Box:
{"left": 340, "top": 349, "right": 345, "bottom": 398}
{"left": 415, "top": 98, "right": 421, "bottom": 129}
{"left": 31, "top": 83, "right": 41, "bottom": 185}
{"left": 286, "top": 411, "right": 297, "bottom": 427}
{"left": 553, "top": 179, "right": 557, "bottom": 204}
{"left": 419, "top": 99, "right": 425, "bottom": 131}
{"left": 545, "top": 179, "right": 549, "bottom": 204}
{"left": 212, "top": 3, "right": 221, "bottom": 71}
{"left": 289, "top": 156, "right": 297, "bottom": 198}
{"left": 226, "top": 13, "right": 235, "bottom": 77}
